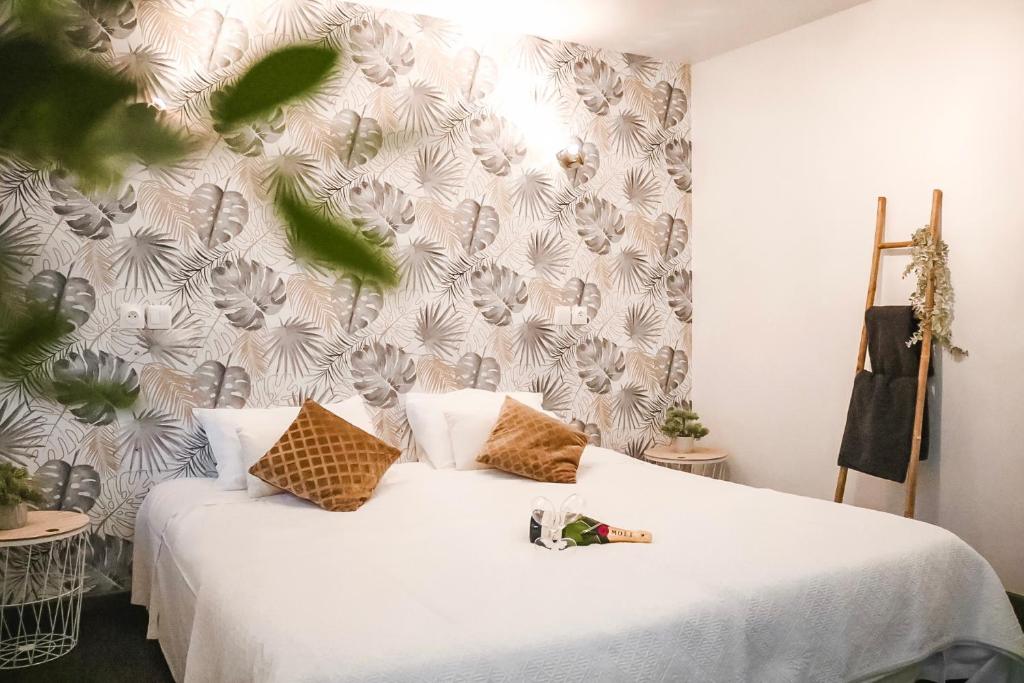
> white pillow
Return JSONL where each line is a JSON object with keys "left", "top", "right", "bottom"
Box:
{"left": 405, "top": 390, "right": 544, "bottom": 469}
{"left": 193, "top": 398, "right": 373, "bottom": 494}
{"left": 445, "top": 403, "right": 560, "bottom": 471}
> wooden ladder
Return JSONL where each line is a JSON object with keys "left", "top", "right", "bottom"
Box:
{"left": 834, "top": 189, "right": 942, "bottom": 519}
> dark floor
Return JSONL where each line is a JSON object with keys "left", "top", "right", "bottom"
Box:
{"left": 4, "top": 592, "right": 172, "bottom": 683}
{"left": 4, "top": 592, "right": 1022, "bottom": 682}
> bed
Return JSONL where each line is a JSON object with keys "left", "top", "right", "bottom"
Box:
{"left": 132, "top": 446, "right": 1024, "bottom": 682}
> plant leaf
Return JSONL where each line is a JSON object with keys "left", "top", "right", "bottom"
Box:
{"left": 276, "top": 195, "right": 398, "bottom": 286}
{"left": 455, "top": 352, "right": 500, "bottom": 390}
{"left": 332, "top": 110, "right": 382, "bottom": 168}
{"left": 32, "top": 459, "right": 100, "bottom": 513}
{"left": 191, "top": 360, "right": 251, "bottom": 409}
{"left": 212, "top": 45, "right": 339, "bottom": 128}
{"left": 52, "top": 349, "right": 140, "bottom": 425}
{"left": 454, "top": 199, "right": 500, "bottom": 255}
{"left": 469, "top": 263, "right": 527, "bottom": 326}
{"left": 332, "top": 275, "right": 383, "bottom": 334}
{"left": 188, "top": 183, "right": 248, "bottom": 248}
{"left": 350, "top": 341, "right": 416, "bottom": 408}
{"left": 210, "top": 258, "right": 287, "bottom": 330}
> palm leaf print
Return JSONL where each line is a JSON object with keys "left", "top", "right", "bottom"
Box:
{"left": 348, "top": 17, "right": 414, "bottom": 87}
{"left": 415, "top": 146, "right": 462, "bottom": 203}
{"left": 623, "top": 167, "right": 661, "bottom": 216}
{"left": 397, "top": 80, "right": 447, "bottom": 133}
{"left": 608, "top": 110, "right": 649, "bottom": 154}
{"left": 119, "top": 409, "right": 185, "bottom": 471}
{"left": 622, "top": 53, "right": 659, "bottom": 80}
{"left": 623, "top": 303, "right": 661, "bottom": 351}
{"left": 211, "top": 259, "right": 287, "bottom": 330}
{"left": 455, "top": 352, "right": 500, "bottom": 390}
{"left": 268, "top": 318, "right": 323, "bottom": 375}
{"left": 614, "top": 383, "right": 653, "bottom": 429}
{"left": 112, "top": 45, "right": 175, "bottom": 101}
{"left": 398, "top": 238, "right": 447, "bottom": 292}
{"left": 515, "top": 315, "right": 557, "bottom": 365}
{"left": 612, "top": 246, "right": 653, "bottom": 294}
{"left": 192, "top": 360, "right": 251, "bottom": 408}
{"left": 526, "top": 231, "right": 569, "bottom": 280}
{"left": 114, "top": 228, "right": 178, "bottom": 290}
{"left": 415, "top": 302, "right": 465, "bottom": 358}
{"left": 530, "top": 374, "right": 571, "bottom": 412}
{"left": 512, "top": 169, "right": 556, "bottom": 220}
{"left": 0, "top": 399, "right": 44, "bottom": 466}
{"left": 469, "top": 263, "right": 528, "bottom": 326}
{"left": 454, "top": 199, "right": 500, "bottom": 255}
{"left": 332, "top": 110, "right": 383, "bottom": 167}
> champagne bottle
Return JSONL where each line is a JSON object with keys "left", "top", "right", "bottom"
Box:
{"left": 530, "top": 513, "right": 652, "bottom": 546}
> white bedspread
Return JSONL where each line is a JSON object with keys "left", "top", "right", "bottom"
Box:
{"left": 133, "top": 447, "right": 1024, "bottom": 682}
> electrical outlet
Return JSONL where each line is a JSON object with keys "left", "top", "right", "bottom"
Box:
{"left": 570, "top": 306, "right": 589, "bottom": 325}
{"left": 120, "top": 303, "right": 145, "bottom": 329}
{"left": 146, "top": 305, "right": 172, "bottom": 330}
{"left": 553, "top": 306, "right": 572, "bottom": 325}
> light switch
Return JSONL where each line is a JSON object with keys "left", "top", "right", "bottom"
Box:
{"left": 146, "top": 305, "right": 172, "bottom": 330}
{"left": 119, "top": 303, "right": 145, "bottom": 329}
{"left": 553, "top": 306, "right": 572, "bottom": 325}
{"left": 570, "top": 306, "right": 589, "bottom": 325}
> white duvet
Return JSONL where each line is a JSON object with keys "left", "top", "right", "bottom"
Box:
{"left": 133, "top": 447, "right": 1024, "bottom": 682}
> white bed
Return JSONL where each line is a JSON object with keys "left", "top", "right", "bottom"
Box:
{"left": 132, "top": 446, "right": 1024, "bottom": 683}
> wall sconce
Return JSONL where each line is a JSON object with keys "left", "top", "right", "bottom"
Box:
{"left": 556, "top": 141, "right": 583, "bottom": 169}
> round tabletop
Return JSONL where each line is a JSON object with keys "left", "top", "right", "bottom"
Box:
{"left": 0, "top": 511, "right": 90, "bottom": 547}
{"left": 644, "top": 446, "right": 728, "bottom": 465}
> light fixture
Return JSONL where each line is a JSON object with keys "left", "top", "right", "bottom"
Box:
{"left": 556, "top": 141, "right": 583, "bottom": 169}
{"left": 150, "top": 97, "right": 168, "bottom": 111}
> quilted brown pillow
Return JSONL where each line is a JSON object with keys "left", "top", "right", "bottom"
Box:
{"left": 248, "top": 399, "right": 399, "bottom": 511}
{"left": 476, "top": 398, "right": 588, "bottom": 483}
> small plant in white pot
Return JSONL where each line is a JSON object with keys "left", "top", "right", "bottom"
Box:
{"left": 660, "top": 407, "right": 710, "bottom": 454}
{"left": 0, "top": 463, "right": 44, "bottom": 531}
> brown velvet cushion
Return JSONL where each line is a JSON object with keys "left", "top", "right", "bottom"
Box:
{"left": 248, "top": 399, "right": 399, "bottom": 511}
{"left": 476, "top": 397, "right": 587, "bottom": 483}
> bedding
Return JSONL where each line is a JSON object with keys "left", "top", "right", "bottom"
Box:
{"left": 133, "top": 447, "right": 1024, "bottom": 683}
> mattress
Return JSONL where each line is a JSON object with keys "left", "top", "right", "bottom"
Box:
{"left": 132, "top": 447, "right": 1024, "bottom": 682}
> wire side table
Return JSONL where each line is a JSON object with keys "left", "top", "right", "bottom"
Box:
{"left": 643, "top": 446, "right": 730, "bottom": 480}
{"left": 0, "top": 511, "right": 89, "bottom": 670}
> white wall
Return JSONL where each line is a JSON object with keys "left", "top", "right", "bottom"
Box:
{"left": 692, "top": 0, "right": 1024, "bottom": 592}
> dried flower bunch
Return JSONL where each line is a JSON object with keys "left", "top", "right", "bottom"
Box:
{"left": 903, "top": 225, "right": 967, "bottom": 356}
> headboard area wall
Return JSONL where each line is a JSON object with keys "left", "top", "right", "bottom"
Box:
{"left": 0, "top": 0, "right": 691, "bottom": 592}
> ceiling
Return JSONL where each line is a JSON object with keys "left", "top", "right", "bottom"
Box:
{"left": 359, "top": 0, "right": 872, "bottom": 63}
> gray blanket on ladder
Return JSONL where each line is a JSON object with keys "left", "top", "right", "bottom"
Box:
{"left": 838, "top": 306, "right": 929, "bottom": 483}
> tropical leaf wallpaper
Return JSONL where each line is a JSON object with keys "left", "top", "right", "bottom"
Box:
{"left": 0, "top": 0, "right": 691, "bottom": 594}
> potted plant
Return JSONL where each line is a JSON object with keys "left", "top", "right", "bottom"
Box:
{"left": 660, "top": 407, "right": 710, "bottom": 454}
{"left": 0, "top": 463, "right": 44, "bottom": 531}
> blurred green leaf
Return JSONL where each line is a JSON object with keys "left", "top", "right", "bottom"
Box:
{"left": 0, "top": 37, "right": 189, "bottom": 189}
{"left": 212, "top": 45, "right": 338, "bottom": 128}
{"left": 276, "top": 196, "right": 399, "bottom": 287}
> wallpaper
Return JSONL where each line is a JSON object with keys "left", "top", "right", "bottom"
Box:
{"left": 0, "top": 0, "right": 691, "bottom": 594}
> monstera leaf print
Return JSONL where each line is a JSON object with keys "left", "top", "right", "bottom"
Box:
{"left": 562, "top": 137, "right": 599, "bottom": 186}
{"left": 454, "top": 199, "right": 499, "bottom": 255}
{"left": 666, "top": 269, "right": 693, "bottom": 323}
{"left": 577, "top": 337, "right": 625, "bottom": 394}
{"left": 575, "top": 195, "right": 624, "bottom": 255}
{"left": 468, "top": 113, "right": 526, "bottom": 177}
{"left": 569, "top": 419, "right": 601, "bottom": 446}
{"left": 454, "top": 47, "right": 498, "bottom": 102}
{"left": 188, "top": 183, "right": 248, "bottom": 248}
{"left": 66, "top": 0, "right": 137, "bottom": 53}
{"left": 348, "top": 179, "right": 415, "bottom": 246}
{"left": 665, "top": 137, "right": 692, "bottom": 192}
{"left": 191, "top": 360, "right": 251, "bottom": 408}
{"left": 332, "top": 110, "right": 383, "bottom": 168}
{"left": 33, "top": 460, "right": 101, "bottom": 513}
{"left": 211, "top": 259, "right": 286, "bottom": 330}
{"left": 469, "top": 264, "right": 528, "bottom": 327}
{"left": 573, "top": 56, "right": 623, "bottom": 116}
{"left": 26, "top": 270, "right": 96, "bottom": 330}
{"left": 52, "top": 350, "right": 141, "bottom": 425}
{"left": 561, "top": 278, "right": 601, "bottom": 320}
{"left": 350, "top": 341, "right": 416, "bottom": 408}
{"left": 652, "top": 81, "right": 688, "bottom": 129}
{"left": 114, "top": 228, "right": 178, "bottom": 290}
{"left": 222, "top": 108, "right": 285, "bottom": 157}
{"left": 654, "top": 212, "right": 688, "bottom": 261}
{"left": 655, "top": 346, "right": 689, "bottom": 395}
{"left": 50, "top": 172, "right": 136, "bottom": 240}
{"left": 348, "top": 17, "right": 414, "bottom": 87}
{"left": 191, "top": 8, "right": 249, "bottom": 70}
{"left": 333, "top": 275, "right": 383, "bottom": 334}
{"left": 456, "top": 353, "right": 500, "bottom": 390}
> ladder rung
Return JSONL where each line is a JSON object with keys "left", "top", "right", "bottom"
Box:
{"left": 879, "top": 240, "right": 912, "bottom": 249}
